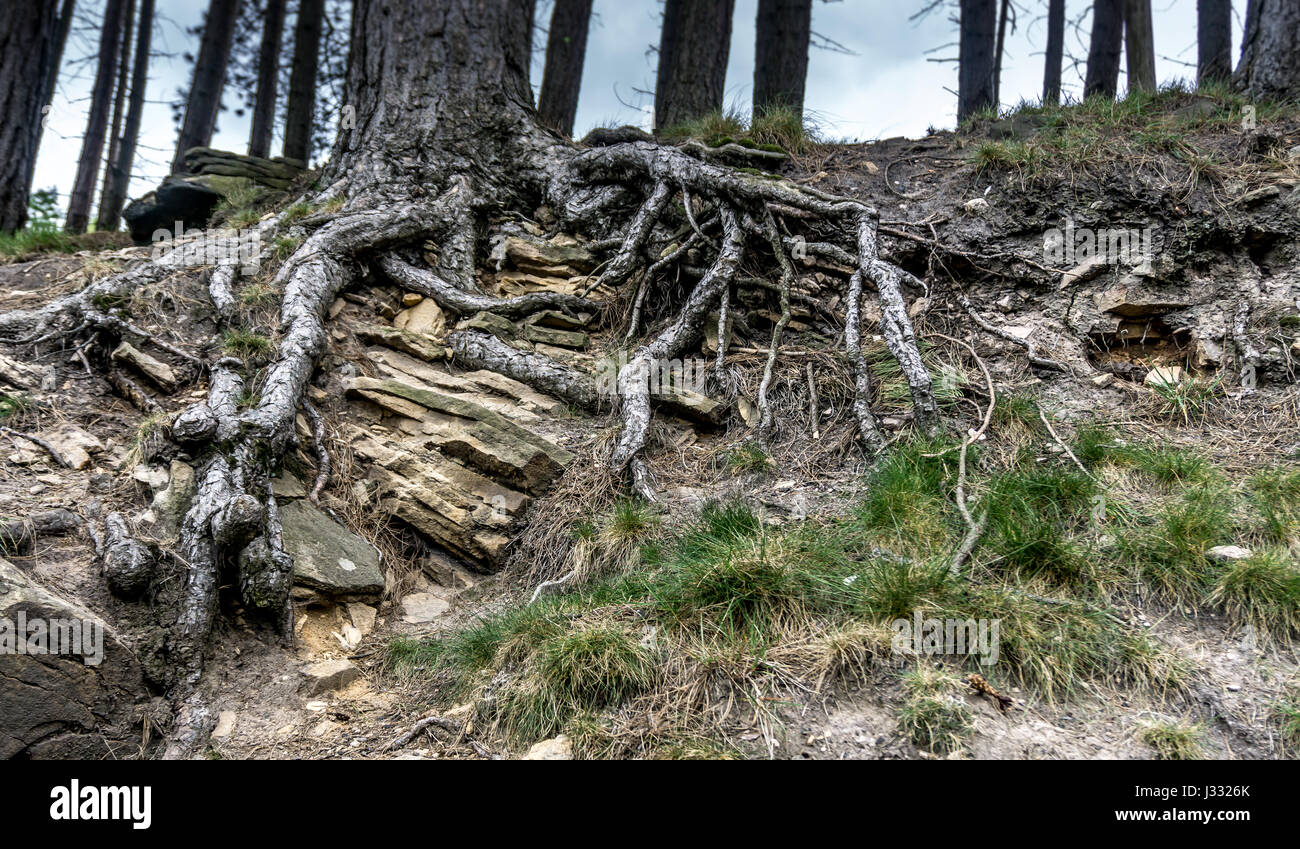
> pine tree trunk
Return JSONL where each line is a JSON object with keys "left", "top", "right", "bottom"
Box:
{"left": 66, "top": 0, "right": 129, "bottom": 234}
{"left": 1235, "top": 0, "right": 1300, "bottom": 99}
{"left": 992, "top": 0, "right": 1011, "bottom": 107}
{"left": 958, "top": 0, "right": 997, "bottom": 122}
{"left": 1084, "top": 0, "right": 1124, "bottom": 99}
{"left": 0, "top": 0, "right": 59, "bottom": 234}
{"left": 753, "top": 0, "right": 812, "bottom": 118}
{"left": 1124, "top": 0, "right": 1157, "bottom": 93}
{"left": 1043, "top": 0, "right": 1065, "bottom": 105}
{"left": 1196, "top": 0, "right": 1232, "bottom": 85}
{"left": 98, "top": 0, "right": 154, "bottom": 232}
{"left": 39, "top": 0, "right": 76, "bottom": 114}
{"left": 537, "top": 0, "right": 592, "bottom": 137}
{"left": 248, "top": 0, "right": 287, "bottom": 158}
{"left": 96, "top": 0, "right": 136, "bottom": 232}
{"left": 654, "top": 0, "right": 736, "bottom": 132}
{"left": 282, "top": 0, "right": 325, "bottom": 165}
{"left": 171, "top": 0, "right": 242, "bottom": 174}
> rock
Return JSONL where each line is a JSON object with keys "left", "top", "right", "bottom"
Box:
{"left": 394, "top": 297, "right": 446, "bottom": 338}
{"left": 34, "top": 424, "right": 103, "bottom": 471}
{"left": 1091, "top": 373, "right": 1115, "bottom": 388}
{"left": 146, "top": 460, "right": 196, "bottom": 540}
{"left": 521, "top": 324, "right": 588, "bottom": 349}
{"left": 526, "top": 309, "right": 590, "bottom": 331}
{"left": 1290, "top": 338, "right": 1300, "bottom": 359}
{"left": 492, "top": 271, "right": 595, "bottom": 299}
{"left": 504, "top": 234, "right": 596, "bottom": 276}
{"left": 522, "top": 734, "right": 573, "bottom": 760}
{"left": 963, "top": 197, "right": 990, "bottom": 215}
{"left": 346, "top": 602, "right": 378, "bottom": 636}
{"left": 365, "top": 346, "right": 563, "bottom": 418}
{"left": 211, "top": 711, "right": 237, "bottom": 738}
{"left": 122, "top": 175, "right": 223, "bottom": 245}
{"left": 1144, "top": 366, "right": 1185, "bottom": 388}
{"left": 112, "top": 341, "right": 177, "bottom": 392}
{"left": 354, "top": 323, "right": 450, "bottom": 362}
{"left": 402, "top": 293, "right": 423, "bottom": 307}
{"left": 463, "top": 310, "right": 523, "bottom": 343}
{"left": 299, "top": 659, "right": 361, "bottom": 696}
{"left": 280, "top": 500, "right": 385, "bottom": 598}
{"left": 400, "top": 592, "right": 451, "bottom": 624}
{"left": 1095, "top": 284, "right": 1190, "bottom": 317}
{"left": 1288, "top": 145, "right": 1300, "bottom": 162}
{"left": 181, "top": 146, "right": 304, "bottom": 189}
{"left": 271, "top": 470, "right": 307, "bottom": 500}
{"left": 1059, "top": 253, "right": 1111, "bottom": 287}
{"left": 132, "top": 463, "right": 170, "bottom": 490}
{"left": 0, "top": 353, "right": 55, "bottom": 391}
{"left": 1206, "top": 545, "right": 1253, "bottom": 562}
{"left": 580, "top": 125, "right": 654, "bottom": 147}
{"left": 0, "top": 557, "right": 150, "bottom": 758}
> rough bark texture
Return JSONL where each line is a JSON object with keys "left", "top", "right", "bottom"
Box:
{"left": 1197, "top": 0, "right": 1232, "bottom": 85}
{"left": 753, "top": 0, "right": 811, "bottom": 118}
{"left": 958, "top": 0, "right": 997, "bottom": 122}
{"left": 654, "top": 0, "right": 736, "bottom": 132}
{"left": 1043, "top": 0, "right": 1065, "bottom": 105}
{"left": 96, "top": 0, "right": 137, "bottom": 232}
{"left": 172, "top": 0, "right": 243, "bottom": 174}
{"left": 537, "top": 0, "right": 593, "bottom": 137}
{"left": 0, "top": 0, "right": 58, "bottom": 234}
{"left": 282, "top": 0, "right": 324, "bottom": 165}
{"left": 1084, "top": 0, "right": 1124, "bottom": 99}
{"left": 992, "top": 0, "right": 1011, "bottom": 106}
{"left": 1234, "top": 0, "right": 1300, "bottom": 99}
{"left": 1123, "top": 0, "right": 1157, "bottom": 93}
{"left": 249, "top": 0, "right": 288, "bottom": 159}
{"left": 66, "top": 0, "right": 129, "bottom": 234}
{"left": 97, "top": 0, "right": 154, "bottom": 232}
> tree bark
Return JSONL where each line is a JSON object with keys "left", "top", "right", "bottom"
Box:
{"left": 1123, "top": 0, "right": 1156, "bottom": 93}
{"left": 753, "top": 0, "right": 812, "bottom": 118}
{"left": 958, "top": 0, "right": 997, "bottom": 122}
{"left": 96, "top": 0, "right": 137, "bottom": 232}
{"left": 66, "top": 0, "right": 129, "bottom": 234}
{"left": 248, "top": 0, "right": 288, "bottom": 158}
{"left": 537, "top": 0, "right": 592, "bottom": 137}
{"left": 1043, "top": 0, "right": 1065, "bottom": 105}
{"left": 1196, "top": 0, "right": 1232, "bottom": 85}
{"left": 171, "top": 0, "right": 242, "bottom": 174}
{"left": 1084, "top": 0, "right": 1124, "bottom": 99}
{"left": 992, "top": 0, "right": 1011, "bottom": 107}
{"left": 98, "top": 0, "right": 154, "bottom": 233}
{"left": 654, "top": 0, "right": 736, "bottom": 132}
{"left": 282, "top": 0, "right": 325, "bottom": 165}
{"left": 1235, "top": 0, "right": 1300, "bottom": 100}
{"left": 0, "top": 0, "right": 59, "bottom": 234}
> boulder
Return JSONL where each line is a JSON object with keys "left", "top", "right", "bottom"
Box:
{"left": 181, "top": 147, "right": 304, "bottom": 190}
{"left": 1095, "top": 284, "right": 1190, "bottom": 317}
{"left": 122, "top": 175, "right": 223, "bottom": 245}
{"left": 145, "top": 460, "right": 196, "bottom": 541}
{"left": 0, "top": 557, "right": 150, "bottom": 758}
{"left": 299, "top": 659, "right": 361, "bottom": 696}
{"left": 504, "top": 234, "right": 596, "bottom": 276}
{"left": 112, "top": 341, "right": 178, "bottom": 392}
{"left": 354, "top": 323, "right": 450, "bottom": 362}
{"left": 280, "top": 500, "right": 385, "bottom": 598}
{"left": 394, "top": 298, "right": 446, "bottom": 338}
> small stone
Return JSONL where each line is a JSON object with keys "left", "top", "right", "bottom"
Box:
{"left": 963, "top": 197, "right": 990, "bottom": 215}
{"left": 522, "top": 734, "right": 573, "bottom": 760}
{"left": 400, "top": 592, "right": 451, "bottom": 624}
{"left": 211, "top": 711, "right": 237, "bottom": 738}
{"left": 346, "top": 602, "right": 378, "bottom": 636}
{"left": 1144, "top": 366, "right": 1185, "bottom": 388}
{"left": 132, "top": 463, "right": 170, "bottom": 490}
{"left": 1206, "top": 545, "right": 1252, "bottom": 562}
{"left": 35, "top": 424, "right": 103, "bottom": 471}
{"left": 402, "top": 293, "right": 423, "bottom": 307}
{"left": 1091, "top": 373, "right": 1115, "bottom": 387}
{"left": 299, "top": 659, "right": 361, "bottom": 696}
{"left": 1226, "top": 683, "right": 1241, "bottom": 692}
{"left": 111, "top": 341, "right": 177, "bottom": 392}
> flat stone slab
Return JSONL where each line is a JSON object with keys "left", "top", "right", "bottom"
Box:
{"left": 281, "top": 500, "right": 385, "bottom": 597}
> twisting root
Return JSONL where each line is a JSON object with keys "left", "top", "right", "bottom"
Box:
{"left": 843, "top": 272, "right": 887, "bottom": 453}
{"left": 957, "top": 292, "right": 1069, "bottom": 373}
{"left": 0, "top": 426, "right": 70, "bottom": 468}
{"left": 585, "top": 180, "right": 673, "bottom": 295}
{"left": 376, "top": 254, "right": 597, "bottom": 319}
{"left": 931, "top": 333, "right": 994, "bottom": 578}
{"left": 301, "top": 399, "right": 332, "bottom": 503}
{"left": 757, "top": 207, "right": 795, "bottom": 435}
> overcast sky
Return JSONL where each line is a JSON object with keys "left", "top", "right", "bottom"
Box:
{"left": 32, "top": 0, "right": 1248, "bottom": 222}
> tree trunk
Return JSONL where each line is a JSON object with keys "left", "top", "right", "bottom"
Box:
{"left": 28, "top": 0, "right": 76, "bottom": 202}
{"left": 98, "top": 0, "right": 154, "bottom": 232}
{"left": 1123, "top": 0, "right": 1156, "bottom": 93}
{"left": 1235, "top": 0, "right": 1300, "bottom": 99}
{"left": 171, "top": 0, "right": 242, "bottom": 174}
{"left": 1197, "top": 0, "right": 1232, "bottom": 85}
{"left": 958, "top": 0, "right": 997, "bottom": 122}
{"left": 0, "top": 0, "right": 59, "bottom": 234}
{"left": 537, "top": 0, "right": 592, "bottom": 137}
{"left": 282, "top": 0, "right": 325, "bottom": 165}
{"left": 753, "top": 0, "right": 812, "bottom": 118}
{"left": 1084, "top": 0, "right": 1124, "bottom": 99}
{"left": 249, "top": 0, "right": 288, "bottom": 158}
{"left": 654, "top": 0, "right": 736, "bottom": 132}
{"left": 1043, "top": 0, "right": 1065, "bottom": 105}
{"left": 992, "top": 0, "right": 1011, "bottom": 107}
{"left": 95, "top": 0, "right": 136, "bottom": 232}
{"left": 66, "top": 0, "right": 129, "bottom": 234}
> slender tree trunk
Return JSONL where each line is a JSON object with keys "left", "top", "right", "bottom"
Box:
{"left": 753, "top": 0, "right": 812, "bottom": 118}
{"left": 1234, "top": 0, "right": 1300, "bottom": 99}
{"left": 40, "top": 0, "right": 76, "bottom": 114}
{"left": 98, "top": 0, "right": 154, "bottom": 232}
{"left": 1123, "top": 0, "right": 1156, "bottom": 93}
{"left": 248, "top": 0, "right": 288, "bottom": 158}
{"left": 958, "top": 0, "right": 997, "bottom": 122}
{"left": 537, "top": 0, "right": 593, "bottom": 137}
{"left": 1196, "top": 0, "right": 1232, "bottom": 85}
{"left": 171, "top": 0, "right": 242, "bottom": 173}
{"left": 0, "top": 1, "right": 59, "bottom": 234}
{"left": 66, "top": 0, "right": 129, "bottom": 234}
{"left": 654, "top": 0, "right": 736, "bottom": 132}
{"left": 1084, "top": 0, "right": 1124, "bottom": 99}
{"left": 282, "top": 0, "right": 325, "bottom": 165}
{"left": 1043, "top": 0, "right": 1065, "bottom": 105}
{"left": 992, "top": 0, "right": 1011, "bottom": 107}
{"left": 96, "top": 0, "right": 136, "bottom": 232}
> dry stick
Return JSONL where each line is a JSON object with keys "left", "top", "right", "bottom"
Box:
{"left": 0, "top": 426, "right": 70, "bottom": 468}
{"left": 806, "top": 362, "right": 820, "bottom": 440}
{"left": 1037, "top": 408, "right": 1093, "bottom": 477}
{"left": 384, "top": 713, "right": 460, "bottom": 752}
{"left": 713, "top": 282, "right": 730, "bottom": 379}
{"left": 582, "top": 180, "right": 672, "bottom": 297}
{"left": 301, "top": 398, "right": 331, "bottom": 503}
{"left": 757, "top": 207, "right": 795, "bottom": 434}
{"left": 843, "top": 271, "right": 887, "bottom": 453}
{"left": 956, "top": 292, "right": 1070, "bottom": 373}
{"left": 627, "top": 231, "right": 701, "bottom": 342}
{"left": 106, "top": 368, "right": 162, "bottom": 414}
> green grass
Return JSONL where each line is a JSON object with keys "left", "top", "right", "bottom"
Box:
{"left": 983, "top": 466, "right": 1098, "bottom": 587}
{"left": 221, "top": 328, "right": 275, "bottom": 361}
{"left": 1208, "top": 549, "right": 1300, "bottom": 637}
{"left": 1274, "top": 695, "right": 1300, "bottom": 754}
{"left": 1138, "top": 719, "right": 1204, "bottom": 760}
{"left": 1114, "top": 444, "right": 1217, "bottom": 487}
{"left": 1247, "top": 468, "right": 1300, "bottom": 544}
{"left": 1149, "top": 375, "right": 1223, "bottom": 425}
{"left": 1116, "top": 485, "right": 1234, "bottom": 605}
{"left": 724, "top": 442, "right": 773, "bottom": 474}
{"left": 896, "top": 664, "right": 974, "bottom": 755}
{"left": 657, "top": 103, "right": 817, "bottom": 154}
{"left": 0, "top": 224, "right": 77, "bottom": 260}
{"left": 0, "top": 393, "right": 34, "bottom": 423}
{"left": 851, "top": 438, "right": 961, "bottom": 556}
